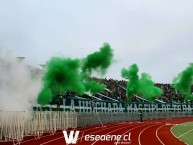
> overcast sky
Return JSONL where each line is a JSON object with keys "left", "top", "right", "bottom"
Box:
{"left": 0, "top": 0, "right": 193, "bottom": 83}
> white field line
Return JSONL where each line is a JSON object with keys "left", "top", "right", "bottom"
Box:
{"left": 170, "top": 120, "right": 192, "bottom": 144}
{"left": 138, "top": 124, "right": 157, "bottom": 145}
{"left": 40, "top": 123, "right": 132, "bottom": 145}
{"left": 178, "top": 128, "right": 193, "bottom": 138}
{"left": 91, "top": 124, "right": 138, "bottom": 145}
{"left": 170, "top": 120, "right": 193, "bottom": 139}
{"left": 115, "top": 124, "right": 149, "bottom": 145}
{"left": 156, "top": 124, "right": 169, "bottom": 145}
{"left": 20, "top": 124, "right": 105, "bottom": 144}
{"left": 20, "top": 123, "right": 105, "bottom": 144}
{"left": 170, "top": 125, "right": 184, "bottom": 143}
{"left": 21, "top": 132, "right": 62, "bottom": 144}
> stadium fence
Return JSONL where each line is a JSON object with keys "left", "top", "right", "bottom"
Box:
{"left": 0, "top": 110, "right": 193, "bottom": 144}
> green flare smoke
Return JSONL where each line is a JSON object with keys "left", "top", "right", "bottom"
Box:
{"left": 38, "top": 43, "right": 113, "bottom": 105}
{"left": 121, "top": 64, "right": 163, "bottom": 101}
{"left": 82, "top": 43, "right": 113, "bottom": 76}
{"left": 84, "top": 81, "right": 106, "bottom": 94}
{"left": 173, "top": 64, "right": 193, "bottom": 101}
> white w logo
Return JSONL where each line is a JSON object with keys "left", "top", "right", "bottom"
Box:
{"left": 63, "top": 130, "right": 80, "bottom": 144}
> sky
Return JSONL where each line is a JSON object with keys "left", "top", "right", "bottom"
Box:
{"left": 0, "top": 0, "right": 193, "bottom": 83}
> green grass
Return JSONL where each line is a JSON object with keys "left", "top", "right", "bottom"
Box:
{"left": 172, "top": 122, "right": 193, "bottom": 145}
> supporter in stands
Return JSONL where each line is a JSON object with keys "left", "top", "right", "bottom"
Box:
{"left": 50, "top": 78, "right": 193, "bottom": 105}
{"left": 139, "top": 110, "right": 143, "bottom": 122}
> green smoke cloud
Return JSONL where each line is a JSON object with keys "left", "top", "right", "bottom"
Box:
{"left": 138, "top": 73, "right": 163, "bottom": 100}
{"left": 121, "top": 64, "right": 139, "bottom": 97}
{"left": 38, "top": 43, "right": 113, "bottom": 105}
{"left": 84, "top": 81, "right": 106, "bottom": 94}
{"left": 81, "top": 43, "right": 113, "bottom": 94}
{"left": 121, "top": 64, "right": 163, "bottom": 101}
{"left": 38, "top": 57, "right": 85, "bottom": 104}
{"left": 37, "top": 87, "right": 52, "bottom": 105}
{"left": 173, "top": 64, "right": 193, "bottom": 101}
{"left": 82, "top": 43, "right": 113, "bottom": 76}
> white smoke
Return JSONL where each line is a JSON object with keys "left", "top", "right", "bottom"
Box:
{"left": 0, "top": 47, "right": 41, "bottom": 112}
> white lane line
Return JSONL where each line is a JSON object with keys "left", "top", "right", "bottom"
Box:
{"left": 41, "top": 123, "right": 131, "bottom": 145}
{"left": 138, "top": 124, "right": 157, "bottom": 145}
{"left": 170, "top": 125, "right": 177, "bottom": 138}
{"left": 20, "top": 124, "right": 102, "bottom": 144}
{"left": 170, "top": 125, "right": 184, "bottom": 143}
{"left": 40, "top": 123, "right": 131, "bottom": 145}
{"left": 78, "top": 123, "right": 135, "bottom": 141}
{"left": 157, "top": 119, "right": 189, "bottom": 145}
{"left": 21, "top": 132, "right": 61, "bottom": 144}
{"left": 156, "top": 124, "right": 168, "bottom": 145}
{"left": 115, "top": 124, "right": 149, "bottom": 145}
{"left": 173, "top": 120, "right": 193, "bottom": 139}
{"left": 91, "top": 124, "right": 138, "bottom": 145}
{"left": 21, "top": 125, "right": 99, "bottom": 144}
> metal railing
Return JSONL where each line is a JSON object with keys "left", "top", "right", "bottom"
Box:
{"left": 0, "top": 110, "right": 193, "bottom": 144}
{"left": 0, "top": 111, "right": 77, "bottom": 144}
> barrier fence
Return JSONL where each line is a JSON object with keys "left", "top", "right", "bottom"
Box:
{"left": 0, "top": 110, "right": 193, "bottom": 144}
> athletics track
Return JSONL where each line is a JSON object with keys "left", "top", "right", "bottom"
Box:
{"left": 1, "top": 118, "right": 192, "bottom": 145}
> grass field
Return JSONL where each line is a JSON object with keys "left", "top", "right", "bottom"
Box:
{"left": 172, "top": 121, "right": 193, "bottom": 145}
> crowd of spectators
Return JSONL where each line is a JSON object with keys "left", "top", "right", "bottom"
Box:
{"left": 155, "top": 83, "right": 183, "bottom": 102}
{"left": 51, "top": 78, "right": 193, "bottom": 104}
{"left": 92, "top": 78, "right": 127, "bottom": 102}
{"left": 92, "top": 78, "right": 193, "bottom": 103}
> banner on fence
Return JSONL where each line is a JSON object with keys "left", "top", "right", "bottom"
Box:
{"left": 34, "top": 98, "right": 193, "bottom": 113}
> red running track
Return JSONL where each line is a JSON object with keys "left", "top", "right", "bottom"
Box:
{"left": 1, "top": 118, "right": 192, "bottom": 145}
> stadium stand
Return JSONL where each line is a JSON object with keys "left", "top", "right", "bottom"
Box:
{"left": 27, "top": 62, "right": 193, "bottom": 104}
{"left": 1, "top": 72, "right": 193, "bottom": 143}
{"left": 48, "top": 77, "right": 193, "bottom": 105}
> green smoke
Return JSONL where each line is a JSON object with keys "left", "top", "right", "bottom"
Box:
{"left": 38, "top": 57, "right": 85, "bottom": 104}
{"left": 82, "top": 43, "right": 113, "bottom": 76}
{"left": 138, "top": 73, "right": 163, "bottom": 100}
{"left": 37, "top": 87, "right": 52, "bottom": 105}
{"left": 173, "top": 64, "right": 193, "bottom": 101}
{"left": 121, "top": 64, "right": 139, "bottom": 98}
{"left": 38, "top": 43, "right": 113, "bottom": 105}
{"left": 81, "top": 43, "right": 113, "bottom": 95}
{"left": 84, "top": 81, "right": 106, "bottom": 94}
{"left": 121, "top": 64, "right": 163, "bottom": 101}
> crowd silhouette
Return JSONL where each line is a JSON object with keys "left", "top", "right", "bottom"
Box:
{"left": 51, "top": 78, "right": 193, "bottom": 104}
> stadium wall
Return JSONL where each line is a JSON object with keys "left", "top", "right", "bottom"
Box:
{"left": 34, "top": 98, "right": 193, "bottom": 113}
{"left": 1, "top": 110, "right": 193, "bottom": 143}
